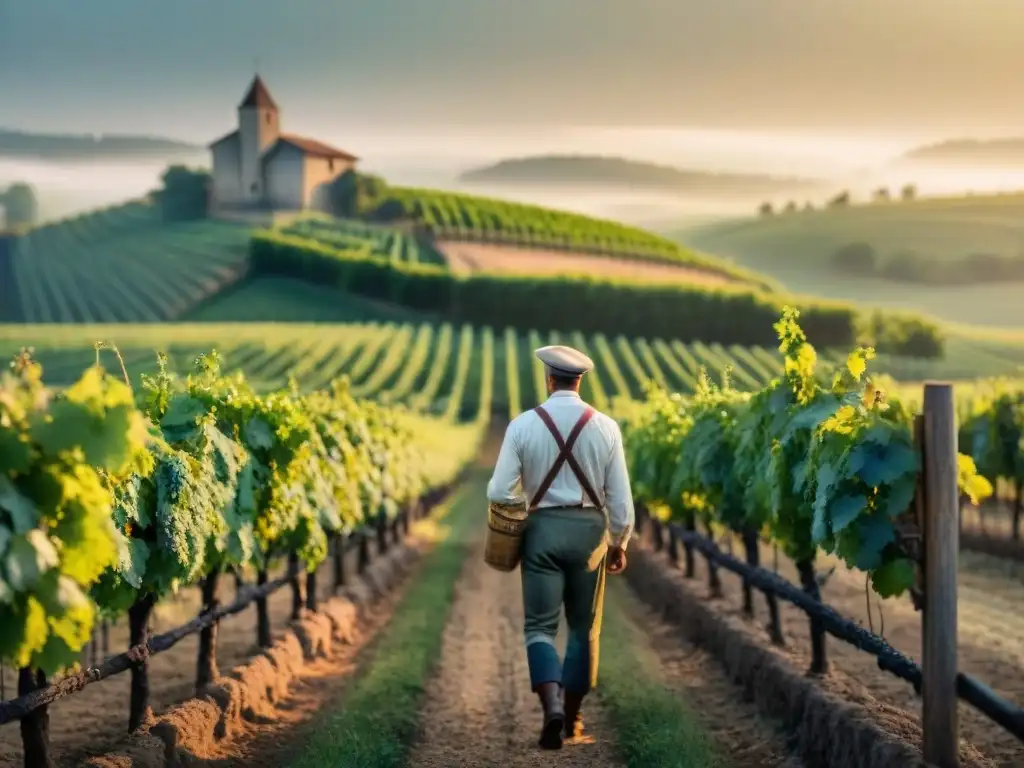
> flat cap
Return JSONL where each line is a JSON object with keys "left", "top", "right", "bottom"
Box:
{"left": 535, "top": 345, "right": 594, "bottom": 377}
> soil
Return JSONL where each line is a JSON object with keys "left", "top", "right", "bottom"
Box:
{"left": 607, "top": 579, "right": 805, "bottom": 768}
{"left": 406, "top": 536, "right": 623, "bottom": 767}
{"left": 156, "top": 565, "right": 414, "bottom": 768}
{"left": 0, "top": 546, "right": 368, "bottom": 767}
{"left": 407, "top": 522, "right": 804, "bottom": 768}
{"left": 672, "top": 532, "right": 1024, "bottom": 766}
{"left": 437, "top": 241, "right": 732, "bottom": 286}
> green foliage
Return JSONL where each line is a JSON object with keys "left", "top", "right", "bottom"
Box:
{"left": 831, "top": 241, "right": 877, "bottom": 276}
{"left": 251, "top": 231, "right": 944, "bottom": 358}
{"left": 92, "top": 354, "right": 249, "bottom": 614}
{"left": 2, "top": 342, "right": 476, "bottom": 672}
{"left": 2, "top": 182, "right": 39, "bottom": 229}
{"left": 621, "top": 308, "right": 991, "bottom": 600}
{"left": 0, "top": 351, "right": 151, "bottom": 673}
{"left": 172, "top": 352, "right": 326, "bottom": 569}
{"left": 326, "top": 171, "right": 390, "bottom": 219}
{"left": 966, "top": 382, "right": 1024, "bottom": 490}
{"left": 154, "top": 165, "right": 209, "bottom": 221}
{"left": 375, "top": 186, "right": 768, "bottom": 285}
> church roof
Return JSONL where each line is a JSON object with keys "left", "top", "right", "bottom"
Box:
{"left": 239, "top": 75, "right": 277, "bottom": 110}
{"left": 268, "top": 134, "right": 359, "bottom": 161}
{"left": 208, "top": 129, "right": 239, "bottom": 149}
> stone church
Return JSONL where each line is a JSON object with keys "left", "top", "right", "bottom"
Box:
{"left": 208, "top": 75, "right": 358, "bottom": 212}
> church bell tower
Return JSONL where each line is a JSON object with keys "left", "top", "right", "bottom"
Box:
{"left": 237, "top": 75, "right": 280, "bottom": 204}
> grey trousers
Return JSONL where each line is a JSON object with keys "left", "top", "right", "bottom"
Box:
{"left": 521, "top": 506, "right": 608, "bottom": 693}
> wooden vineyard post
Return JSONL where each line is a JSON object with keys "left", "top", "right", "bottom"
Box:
{"left": 306, "top": 568, "right": 319, "bottom": 612}
{"left": 255, "top": 570, "right": 272, "bottom": 648}
{"left": 127, "top": 594, "right": 156, "bottom": 732}
{"left": 922, "top": 383, "right": 960, "bottom": 768}
{"left": 376, "top": 512, "right": 389, "bottom": 555}
{"left": 683, "top": 511, "right": 696, "bottom": 578}
{"left": 195, "top": 572, "right": 221, "bottom": 692}
{"left": 332, "top": 533, "right": 347, "bottom": 590}
{"left": 288, "top": 552, "right": 303, "bottom": 621}
{"left": 18, "top": 668, "right": 53, "bottom": 768}
{"left": 358, "top": 531, "right": 371, "bottom": 575}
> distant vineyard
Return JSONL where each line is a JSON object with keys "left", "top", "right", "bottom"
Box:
{"left": 0, "top": 322, "right": 869, "bottom": 424}
{"left": 7, "top": 202, "right": 251, "bottom": 323}
{"left": 279, "top": 216, "right": 446, "bottom": 266}
{"left": 381, "top": 186, "right": 770, "bottom": 286}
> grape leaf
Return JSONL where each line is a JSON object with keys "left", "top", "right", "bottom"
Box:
{"left": 871, "top": 557, "right": 916, "bottom": 598}
{"left": 0, "top": 476, "right": 38, "bottom": 533}
{"left": 115, "top": 535, "right": 149, "bottom": 590}
{"left": 244, "top": 418, "right": 275, "bottom": 450}
{"left": 859, "top": 442, "right": 917, "bottom": 487}
{"left": 161, "top": 395, "right": 209, "bottom": 428}
{"left": 883, "top": 476, "right": 917, "bottom": 519}
{"left": 853, "top": 514, "right": 895, "bottom": 571}
{"left": 4, "top": 530, "right": 59, "bottom": 591}
{"left": 0, "top": 522, "right": 11, "bottom": 558}
{"left": 830, "top": 493, "right": 867, "bottom": 534}
{"left": 0, "top": 429, "right": 32, "bottom": 475}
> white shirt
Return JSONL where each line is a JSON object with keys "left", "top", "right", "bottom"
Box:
{"left": 487, "top": 390, "right": 635, "bottom": 549}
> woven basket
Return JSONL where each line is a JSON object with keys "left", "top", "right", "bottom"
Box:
{"left": 484, "top": 501, "right": 529, "bottom": 572}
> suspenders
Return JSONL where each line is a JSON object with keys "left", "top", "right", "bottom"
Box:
{"left": 528, "top": 405, "right": 603, "bottom": 511}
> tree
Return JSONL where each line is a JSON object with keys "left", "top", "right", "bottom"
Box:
{"left": 326, "top": 171, "right": 389, "bottom": 218}
{"left": 831, "top": 241, "right": 876, "bottom": 276}
{"left": 880, "top": 249, "right": 930, "bottom": 282}
{"left": 828, "top": 190, "right": 851, "bottom": 208}
{"left": 154, "top": 165, "right": 210, "bottom": 221}
{"left": 872, "top": 186, "right": 890, "bottom": 202}
{"left": 901, "top": 183, "right": 917, "bottom": 201}
{"left": 758, "top": 201, "right": 774, "bottom": 217}
{"left": 783, "top": 200, "right": 798, "bottom": 213}
{"left": 2, "top": 182, "right": 38, "bottom": 229}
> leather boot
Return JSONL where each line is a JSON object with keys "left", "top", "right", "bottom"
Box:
{"left": 536, "top": 682, "right": 565, "bottom": 750}
{"left": 563, "top": 689, "right": 585, "bottom": 740}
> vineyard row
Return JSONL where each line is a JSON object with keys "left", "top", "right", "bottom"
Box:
{"left": 0, "top": 339, "right": 489, "bottom": 762}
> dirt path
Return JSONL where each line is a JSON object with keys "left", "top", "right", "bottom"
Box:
{"left": 437, "top": 241, "right": 732, "bottom": 286}
{"left": 407, "top": 539, "right": 624, "bottom": 767}
{"left": 409, "top": 524, "right": 803, "bottom": 768}
{"left": 673, "top": 536, "right": 1021, "bottom": 765}
{"left": 606, "top": 579, "right": 804, "bottom": 768}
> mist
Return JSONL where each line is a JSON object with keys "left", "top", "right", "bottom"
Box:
{"left": 7, "top": 125, "right": 1024, "bottom": 228}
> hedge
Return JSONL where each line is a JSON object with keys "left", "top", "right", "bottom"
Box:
{"left": 249, "top": 232, "right": 944, "bottom": 358}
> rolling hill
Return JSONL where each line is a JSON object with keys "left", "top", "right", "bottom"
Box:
{"left": 0, "top": 128, "right": 203, "bottom": 160}
{"left": 678, "top": 191, "right": 1024, "bottom": 328}
{"left": 0, "top": 184, "right": 945, "bottom": 359}
{"left": 459, "top": 155, "right": 821, "bottom": 195}
{"left": 901, "top": 137, "right": 1024, "bottom": 166}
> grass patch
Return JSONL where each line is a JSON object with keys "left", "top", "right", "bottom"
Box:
{"left": 596, "top": 579, "right": 725, "bottom": 768}
{"left": 289, "top": 472, "right": 481, "bottom": 768}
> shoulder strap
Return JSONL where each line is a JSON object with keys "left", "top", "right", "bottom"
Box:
{"left": 529, "top": 406, "right": 602, "bottom": 510}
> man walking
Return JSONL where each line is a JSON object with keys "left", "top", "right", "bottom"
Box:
{"left": 487, "top": 345, "right": 635, "bottom": 750}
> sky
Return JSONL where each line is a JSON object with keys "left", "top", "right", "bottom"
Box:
{"left": 2, "top": 0, "right": 1023, "bottom": 146}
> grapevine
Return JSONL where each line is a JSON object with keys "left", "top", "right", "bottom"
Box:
{"left": 0, "top": 350, "right": 151, "bottom": 673}
{"left": 0, "top": 344, "right": 484, "bottom": 680}
{"left": 621, "top": 308, "right": 993, "bottom": 601}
